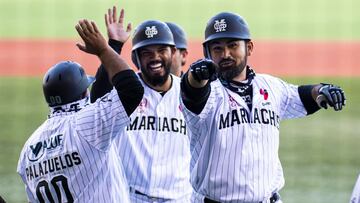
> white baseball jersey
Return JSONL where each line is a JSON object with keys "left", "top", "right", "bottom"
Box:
{"left": 180, "top": 74, "right": 308, "bottom": 202}
{"left": 116, "top": 74, "right": 192, "bottom": 200}
{"left": 17, "top": 89, "right": 131, "bottom": 203}
{"left": 350, "top": 174, "right": 360, "bottom": 203}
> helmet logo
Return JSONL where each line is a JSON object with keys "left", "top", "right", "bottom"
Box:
{"left": 145, "top": 26, "right": 158, "bottom": 38}
{"left": 214, "top": 19, "right": 227, "bottom": 32}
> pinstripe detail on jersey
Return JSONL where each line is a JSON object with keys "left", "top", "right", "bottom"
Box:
{"left": 116, "top": 75, "right": 192, "bottom": 200}
{"left": 17, "top": 89, "right": 131, "bottom": 203}
{"left": 180, "top": 74, "right": 307, "bottom": 202}
{"left": 350, "top": 174, "right": 360, "bottom": 203}
{"left": 76, "top": 90, "right": 129, "bottom": 152}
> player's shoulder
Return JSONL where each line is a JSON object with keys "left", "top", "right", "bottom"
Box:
{"left": 17, "top": 120, "right": 48, "bottom": 171}
{"left": 210, "top": 78, "right": 227, "bottom": 91}
{"left": 171, "top": 74, "right": 181, "bottom": 88}
{"left": 255, "top": 73, "right": 282, "bottom": 81}
{"left": 91, "top": 88, "right": 118, "bottom": 104}
{"left": 254, "top": 73, "right": 287, "bottom": 86}
{"left": 24, "top": 121, "right": 48, "bottom": 146}
{"left": 171, "top": 74, "right": 182, "bottom": 83}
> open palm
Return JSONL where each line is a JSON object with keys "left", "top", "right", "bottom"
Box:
{"left": 105, "top": 6, "right": 132, "bottom": 43}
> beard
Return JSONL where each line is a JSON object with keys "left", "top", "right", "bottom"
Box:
{"left": 141, "top": 59, "right": 171, "bottom": 86}
{"left": 217, "top": 56, "right": 247, "bottom": 81}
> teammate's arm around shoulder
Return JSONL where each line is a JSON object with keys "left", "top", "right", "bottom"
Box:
{"left": 298, "top": 83, "right": 346, "bottom": 114}
{"left": 76, "top": 19, "right": 144, "bottom": 116}
{"left": 181, "top": 58, "right": 217, "bottom": 114}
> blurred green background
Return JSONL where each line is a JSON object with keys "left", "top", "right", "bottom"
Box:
{"left": 0, "top": 0, "right": 359, "bottom": 202}
{"left": 1, "top": 0, "right": 359, "bottom": 40}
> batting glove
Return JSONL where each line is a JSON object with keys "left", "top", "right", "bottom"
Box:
{"left": 316, "top": 83, "right": 346, "bottom": 111}
{"left": 189, "top": 59, "right": 217, "bottom": 82}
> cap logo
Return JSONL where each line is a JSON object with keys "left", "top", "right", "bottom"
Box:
{"left": 214, "top": 19, "right": 227, "bottom": 32}
{"left": 145, "top": 26, "right": 158, "bottom": 38}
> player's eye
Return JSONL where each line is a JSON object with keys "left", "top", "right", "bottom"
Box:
{"left": 158, "top": 47, "right": 168, "bottom": 54}
{"left": 228, "top": 42, "right": 239, "bottom": 49}
{"left": 140, "top": 51, "right": 152, "bottom": 57}
{"left": 211, "top": 46, "right": 223, "bottom": 52}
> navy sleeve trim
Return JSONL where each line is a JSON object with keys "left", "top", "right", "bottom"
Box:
{"left": 90, "top": 65, "right": 112, "bottom": 103}
{"left": 181, "top": 72, "right": 211, "bottom": 115}
{"left": 108, "top": 39, "right": 124, "bottom": 54}
{"left": 298, "top": 85, "right": 320, "bottom": 115}
{"left": 112, "top": 70, "right": 144, "bottom": 116}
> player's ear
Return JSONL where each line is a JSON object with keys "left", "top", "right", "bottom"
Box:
{"left": 170, "top": 46, "right": 177, "bottom": 55}
{"left": 180, "top": 49, "right": 188, "bottom": 66}
{"left": 180, "top": 49, "right": 188, "bottom": 58}
{"left": 246, "top": 40, "right": 253, "bottom": 56}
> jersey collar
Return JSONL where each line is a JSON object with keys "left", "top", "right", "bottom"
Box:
{"left": 48, "top": 97, "right": 90, "bottom": 118}
{"left": 220, "top": 66, "right": 256, "bottom": 91}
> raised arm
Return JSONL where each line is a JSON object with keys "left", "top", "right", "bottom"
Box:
{"left": 76, "top": 19, "right": 143, "bottom": 116}
{"left": 91, "top": 6, "right": 132, "bottom": 102}
{"left": 75, "top": 19, "right": 130, "bottom": 77}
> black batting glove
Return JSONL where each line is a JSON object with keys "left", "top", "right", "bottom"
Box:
{"left": 316, "top": 83, "right": 346, "bottom": 111}
{"left": 189, "top": 59, "right": 217, "bottom": 82}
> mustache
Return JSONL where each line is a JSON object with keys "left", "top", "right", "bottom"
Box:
{"left": 147, "top": 60, "right": 163, "bottom": 66}
{"left": 146, "top": 60, "right": 165, "bottom": 67}
{"left": 219, "top": 58, "right": 236, "bottom": 66}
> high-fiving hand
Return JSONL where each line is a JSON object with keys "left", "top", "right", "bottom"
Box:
{"left": 75, "top": 19, "right": 108, "bottom": 56}
{"left": 105, "top": 6, "right": 132, "bottom": 43}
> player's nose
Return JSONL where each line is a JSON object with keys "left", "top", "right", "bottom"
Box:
{"left": 149, "top": 51, "right": 162, "bottom": 60}
{"left": 222, "top": 47, "right": 231, "bottom": 58}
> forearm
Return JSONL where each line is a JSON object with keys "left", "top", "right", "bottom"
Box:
{"left": 90, "top": 65, "right": 112, "bottom": 102}
{"left": 298, "top": 84, "right": 322, "bottom": 115}
{"left": 112, "top": 70, "right": 144, "bottom": 116}
{"left": 90, "top": 40, "right": 124, "bottom": 103}
{"left": 181, "top": 72, "right": 211, "bottom": 114}
{"left": 98, "top": 47, "right": 131, "bottom": 80}
{"left": 311, "top": 84, "right": 322, "bottom": 100}
{"left": 108, "top": 39, "right": 124, "bottom": 54}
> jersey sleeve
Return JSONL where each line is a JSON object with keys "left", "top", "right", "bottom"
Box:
{"left": 180, "top": 80, "right": 223, "bottom": 136}
{"left": 16, "top": 147, "right": 25, "bottom": 175}
{"left": 17, "top": 150, "right": 36, "bottom": 202}
{"left": 23, "top": 179, "right": 36, "bottom": 202}
{"left": 274, "top": 77, "right": 308, "bottom": 120}
{"left": 75, "top": 88, "right": 130, "bottom": 151}
{"left": 350, "top": 174, "right": 360, "bottom": 203}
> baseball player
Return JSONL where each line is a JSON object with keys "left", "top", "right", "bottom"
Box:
{"left": 165, "top": 22, "right": 188, "bottom": 77}
{"left": 17, "top": 19, "right": 144, "bottom": 202}
{"left": 350, "top": 174, "right": 360, "bottom": 203}
{"left": 90, "top": 6, "right": 192, "bottom": 202}
{"left": 180, "top": 12, "right": 346, "bottom": 202}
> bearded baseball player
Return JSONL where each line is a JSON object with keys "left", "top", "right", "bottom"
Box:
{"left": 165, "top": 22, "right": 188, "bottom": 77}
{"left": 180, "top": 12, "right": 346, "bottom": 203}
{"left": 90, "top": 6, "right": 192, "bottom": 202}
{"left": 17, "top": 19, "right": 144, "bottom": 202}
